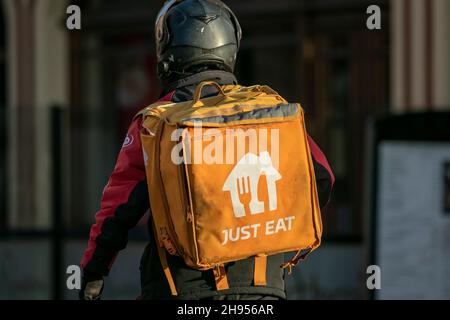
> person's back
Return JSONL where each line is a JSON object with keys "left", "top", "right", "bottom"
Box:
{"left": 79, "top": 0, "right": 334, "bottom": 300}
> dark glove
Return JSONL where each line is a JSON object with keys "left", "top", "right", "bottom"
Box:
{"left": 79, "top": 270, "right": 104, "bottom": 300}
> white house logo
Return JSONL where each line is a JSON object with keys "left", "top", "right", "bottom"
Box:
{"left": 222, "top": 151, "right": 281, "bottom": 218}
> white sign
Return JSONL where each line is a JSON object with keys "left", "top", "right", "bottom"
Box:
{"left": 376, "top": 142, "right": 450, "bottom": 299}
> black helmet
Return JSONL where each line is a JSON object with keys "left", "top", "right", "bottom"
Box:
{"left": 155, "top": 0, "right": 242, "bottom": 79}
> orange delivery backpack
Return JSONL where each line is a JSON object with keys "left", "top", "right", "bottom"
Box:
{"left": 136, "top": 81, "right": 322, "bottom": 295}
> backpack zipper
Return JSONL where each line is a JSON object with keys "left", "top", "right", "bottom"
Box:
{"left": 177, "top": 127, "right": 194, "bottom": 223}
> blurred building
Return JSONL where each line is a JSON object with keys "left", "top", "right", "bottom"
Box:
{"left": 0, "top": 0, "right": 449, "bottom": 299}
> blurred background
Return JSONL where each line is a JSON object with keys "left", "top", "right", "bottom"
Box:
{"left": 0, "top": 0, "right": 449, "bottom": 299}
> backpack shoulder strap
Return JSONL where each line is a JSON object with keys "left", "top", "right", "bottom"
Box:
{"left": 254, "top": 254, "right": 267, "bottom": 286}
{"left": 213, "top": 264, "right": 229, "bottom": 291}
{"left": 151, "top": 222, "right": 178, "bottom": 296}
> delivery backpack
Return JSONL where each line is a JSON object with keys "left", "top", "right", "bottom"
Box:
{"left": 137, "top": 81, "right": 322, "bottom": 295}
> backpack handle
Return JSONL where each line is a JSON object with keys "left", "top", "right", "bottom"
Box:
{"left": 192, "top": 81, "right": 226, "bottom": 107}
